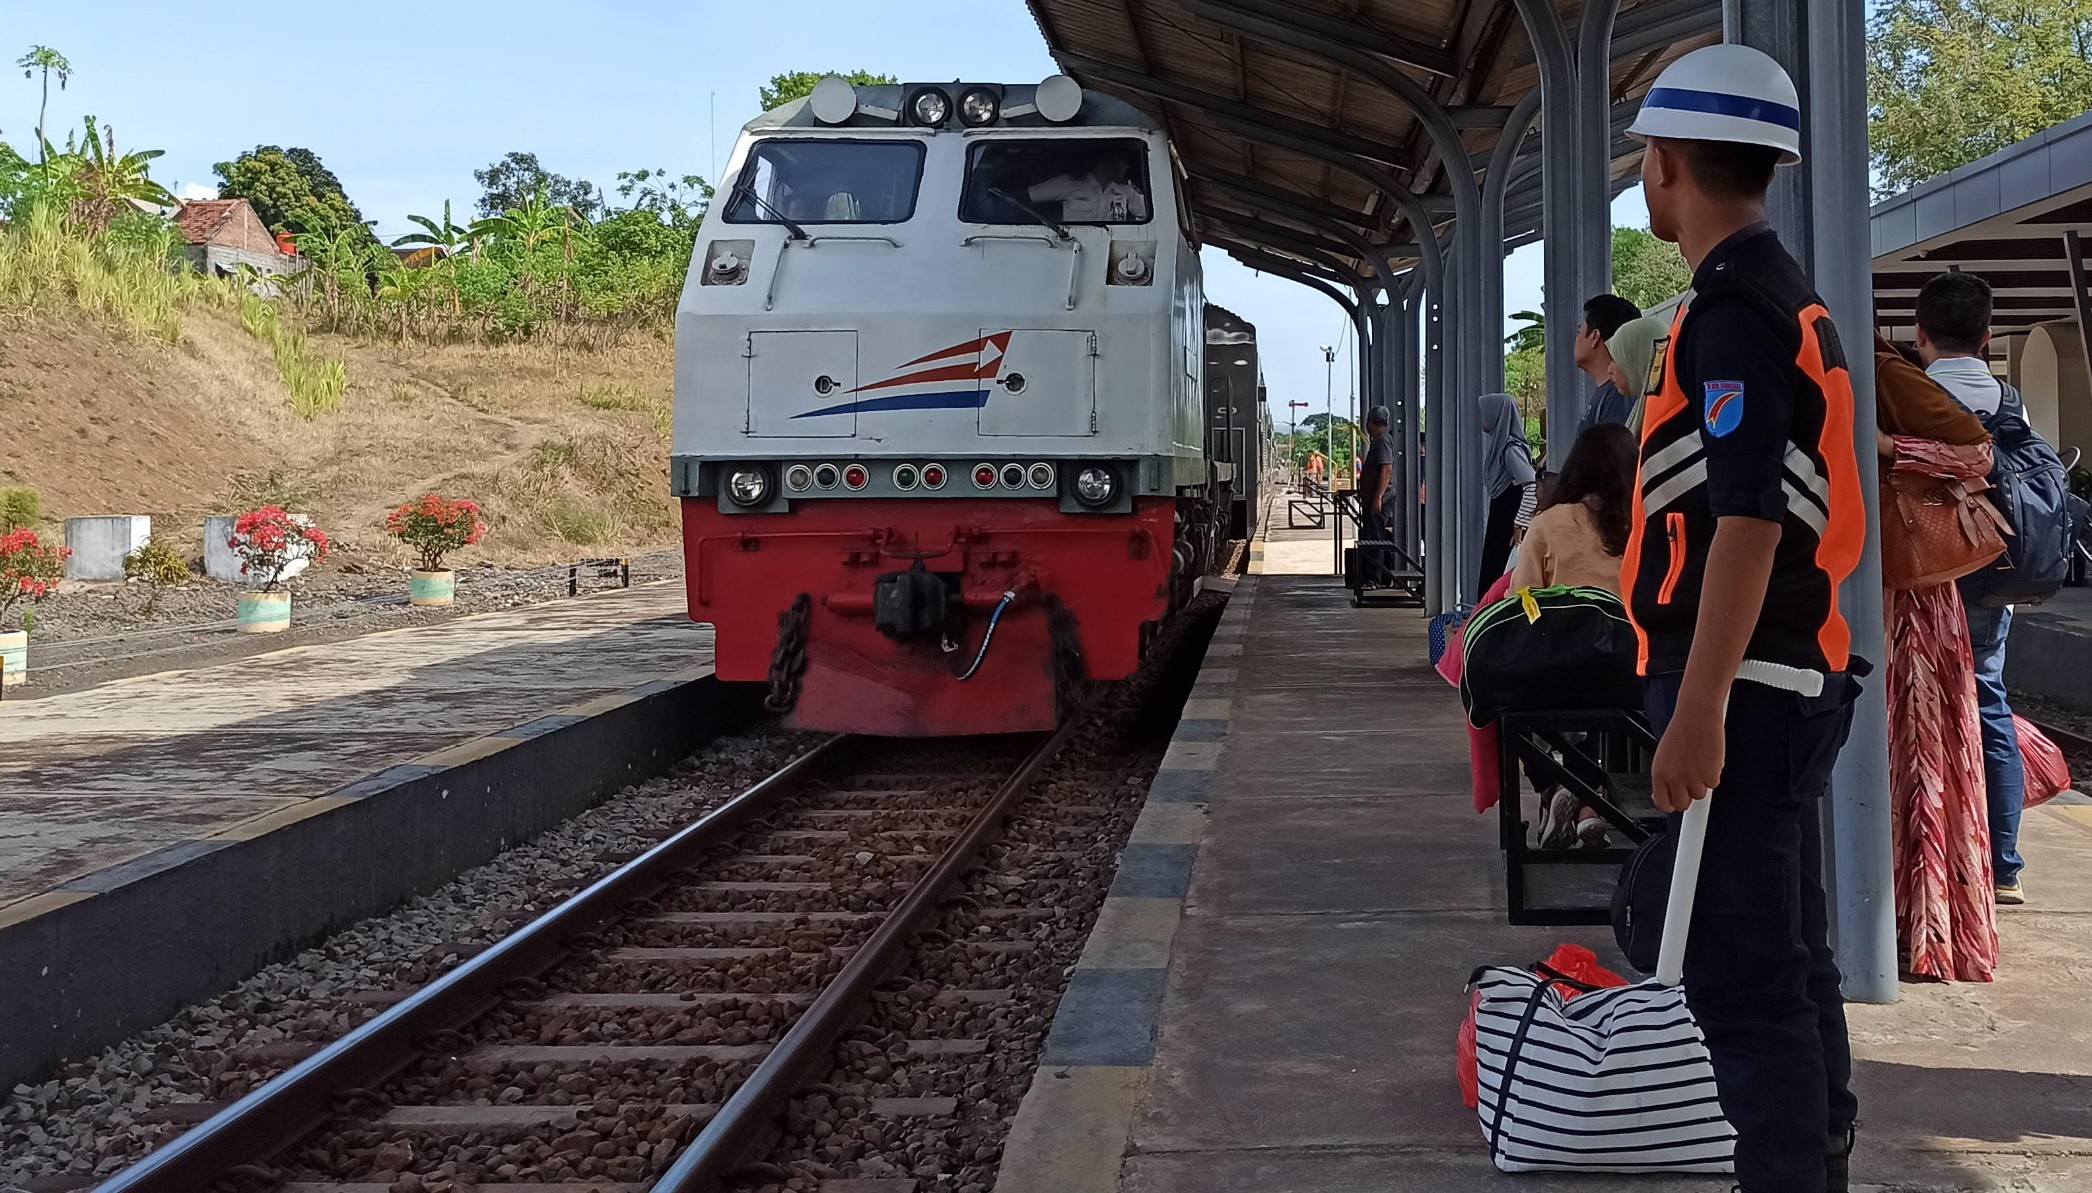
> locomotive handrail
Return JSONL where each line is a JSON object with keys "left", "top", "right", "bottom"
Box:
{"left": 763, "top": 234, "right": 906, "bottom": 310}
{"left": 960, "top": 233, "right": 1084, "bottom": 310}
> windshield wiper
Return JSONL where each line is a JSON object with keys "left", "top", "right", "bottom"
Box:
{"left": 988, "top": 187, "right": 1071, "bottom": 241}
{"left": 732, "top": 180, "right": 809, "bottom": 241}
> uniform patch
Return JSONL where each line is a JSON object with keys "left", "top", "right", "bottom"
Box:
{"left": 1644, "top": 335, "right": 1670, "bottom": 398}
{"left": 1703, "top": 381, "right": 1746, "bottom": 437}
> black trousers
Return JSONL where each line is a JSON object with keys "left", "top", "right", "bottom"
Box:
{"left": 1646, "top": 673, "right": 1861, "bottom": 1193}
{"left": 1478, "top": 483, "right": 1527, "bottom": 594}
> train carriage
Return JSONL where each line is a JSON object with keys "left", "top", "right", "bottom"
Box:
{"left": 674, "top": 77, "right": 1224, "bottom": 736}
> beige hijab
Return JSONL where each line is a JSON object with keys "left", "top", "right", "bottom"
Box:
{"left": 1606, "top": 314, "right": 1673, "bottom": 436}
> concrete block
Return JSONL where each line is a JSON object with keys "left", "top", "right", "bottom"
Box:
{"left": 205, "top": 513, "right": 314, "bottom": 585}
{"left": 63, "top": 516, "right": 150, "bottom": 582}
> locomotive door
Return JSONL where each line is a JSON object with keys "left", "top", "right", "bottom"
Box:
{"left": 745, "top": 330, "right": 857, "bottom": 437}
{"left": 977, "top": 329, "right": 1096, "bottom": 437}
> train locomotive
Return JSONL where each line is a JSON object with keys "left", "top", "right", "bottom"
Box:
{"left": 673, "top": 76, "right": 1229, "bottom": 736}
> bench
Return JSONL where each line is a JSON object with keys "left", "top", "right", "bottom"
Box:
{"left": 1497, "top": 708, "right": 1665, "bottom": 925}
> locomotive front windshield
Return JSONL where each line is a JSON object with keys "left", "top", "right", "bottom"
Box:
{"left": 722, "top": 139, "right": 925, "bottom": 225}
{"left": 961, "top": 138, "right": 1153, "bottom": 226}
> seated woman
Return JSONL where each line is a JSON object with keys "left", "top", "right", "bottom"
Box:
{"left": 1510, "top": 422, "right": 1638, "bottom": 848}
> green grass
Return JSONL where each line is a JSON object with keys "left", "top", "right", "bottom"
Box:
{"left": 239, "top": 292, "right": 349, "bottom": 419}
{"left": 541, "top": 496, "right": 614, "bottom": 545}
{"left": 0, "top": 201, "right": 210, "bottom": 341}
{"left": 531, "top": 440, "right": 580, "bottom": 472}
{"left": 576, "top": 381, "right": 671, "bottom": 435}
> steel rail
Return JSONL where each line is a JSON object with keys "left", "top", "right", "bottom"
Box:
{"left": 655, "top": 719, "right": 1080, "bottom": 1191}
{"left": 93, "top": 734, "right": 848, "bottom": 1192}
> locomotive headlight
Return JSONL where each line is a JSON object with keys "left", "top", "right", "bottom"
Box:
{"left": 726, "top": 465, "right": 775, "bottom": 508}
{"left": 1073, "top": 465, "right": 1119, "bottom": 508}
{"left": 909, "top": 88, "right": 952, "bottom": 127}
{"left": 958, "top": 88, "right": 999, "bottom": 126}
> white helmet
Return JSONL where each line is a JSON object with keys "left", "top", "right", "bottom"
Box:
{"left": 1626, "top": 44, "right": 1802, "bottom": 165}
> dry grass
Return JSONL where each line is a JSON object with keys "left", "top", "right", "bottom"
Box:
{"left": 0, "top": 203, "right": 218, "bottom": 342}
{"left": 0, "top": 308, "right": 680, "bottom": 565}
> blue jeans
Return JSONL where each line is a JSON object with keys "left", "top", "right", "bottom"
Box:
{"left": 1964, "top": 603, "right": 2025, "bottom": 885}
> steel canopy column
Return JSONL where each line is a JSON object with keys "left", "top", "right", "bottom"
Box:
{"left": 1727, "top": 0, "right": 1896, "bottom": 1003}
{"left": 1577, "top": 0, "right": 1623, "bottom": 323}
{"left": 1513, "top": 0, "right": 1587, "bottom": 471}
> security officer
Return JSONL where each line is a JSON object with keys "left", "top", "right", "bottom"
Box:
{"left": 1623, "top": 45, "right": 1867, "bottom": 1193}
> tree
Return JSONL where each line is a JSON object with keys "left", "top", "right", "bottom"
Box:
{"left": 758, "top": 70, "right": 897, "bottom": 111}
{"left": 215, "top": 144, "right": 366, "bottom": 235}
{"left": 473, "top": 151, "right": 597, "bottom": 220}
{"left": 1869, "top": 0, "right": 2092, "bottom": 196}
{"left": 16, "top": 45, "right": 71, "bottom": 164}
{"left": 1611, "top": 227, "right": 1691, "bottom": 309}
{"left": 614, "top": 167, "right": 711, "bottom": 227}
{"left": 1504, "top": 309, "right": 1545, "bottom": 353}
{"left": 67, "top": 116, "right": 176, "bottom": 231}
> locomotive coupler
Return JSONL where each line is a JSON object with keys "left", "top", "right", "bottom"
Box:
{"left": 872, "top": 560, "right": 957, "bottom": 643}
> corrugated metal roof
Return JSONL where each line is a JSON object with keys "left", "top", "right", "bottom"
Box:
{"left": 1023, "top": 0, "right": 1722, "bottom": 282}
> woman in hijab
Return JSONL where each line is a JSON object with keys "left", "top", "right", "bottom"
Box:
{"left": 1476, "top": 391, "right": 1537, "bottom": 593}
{"left": 1605, "top": 313, "right": 1672, "bottom": 436}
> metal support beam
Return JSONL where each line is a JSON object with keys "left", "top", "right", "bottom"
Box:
{"left": 1578, "top": 0, "right": 1623, "bottom": 314}
{"left": 1181, "top": 0, "right": 1460, "bottom": 78}
{"left": 2065, "top": 231, "right": 2092, "bottom": 396}
{"left": 1513, "top": 0, "right": 1590, "bottom": 472}
{"left": 1729, "top": 0, "right": 1896, "bottom": 1003}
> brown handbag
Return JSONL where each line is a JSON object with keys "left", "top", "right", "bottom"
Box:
{"left": 1879, "top": 440, "right": 2009, "bottom": 590}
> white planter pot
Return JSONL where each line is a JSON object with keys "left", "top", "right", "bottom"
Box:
{"left": 409, "top": 569, "right": 457, "bottom": 607}
{"left": 0, "top": 630, "right": 24, "bottom": 687}
{"left": 236, "top": 591, "right": 292, "bottom": 633}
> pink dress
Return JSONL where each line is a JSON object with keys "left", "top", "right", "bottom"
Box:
{"left": 1886, "top": 438, "right": 1997, "bottom": 982}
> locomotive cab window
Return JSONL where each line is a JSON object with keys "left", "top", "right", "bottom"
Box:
{"left": 962, "top": 139, "right": 1153, "bottom": 226}
{"left": 722, "top": 139, "right": 925, "bottom": 225}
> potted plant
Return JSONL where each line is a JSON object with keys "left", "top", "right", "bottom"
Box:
{"left": 384, "top": 493, "right": 487, "bottom": 607}
{"left": 227, "top": 506, "right": 330, "bottom": 632}
{"left": 0, "top": 528, "right": 69, "bottom": 687}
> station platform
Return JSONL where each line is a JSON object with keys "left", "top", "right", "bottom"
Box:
{"left": 0, "top": 582, "right": 746, "bottom": 1090}
{"left": 998, "top": 555, "right": 2092, "bottom": 1192}
{"left": 2006, "top": 585, "right": 2092, "bottom": 714}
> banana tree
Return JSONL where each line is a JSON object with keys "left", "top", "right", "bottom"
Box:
{"left": 393, "top": 199, "right": 470, "bottom": 313}
{"left": 67, "top": 116, "right": 176, "bottom": 232}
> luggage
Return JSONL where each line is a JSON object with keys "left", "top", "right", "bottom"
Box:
{"left": 1880, "top": 438, "right": 2006, "bottom": 590}
{"left": 1961, "top": 382, "right": 2074, "bottom": 607}
{"left": 2017, "top": 714, "right": 2074, "bottom": 810}
{"left": 1470, "top": 798, "right": 1736, "bottom": 1173}
{"left": 1460, "top": 585, "right": 1641, "bottom": 728}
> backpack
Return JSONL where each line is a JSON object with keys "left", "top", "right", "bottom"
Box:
{"left": 1961, "top": 381, "right": 2074, "bottom": 608}
{"left": 1459, "top": 585, "right": 1641, "bottom": 728}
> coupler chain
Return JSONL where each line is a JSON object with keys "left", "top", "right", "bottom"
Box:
{"left": 1047, "top": 594, "right": 1090, "bottom": 722}
{"left": 764, "top": 592, "right": 812, "bottom": 714}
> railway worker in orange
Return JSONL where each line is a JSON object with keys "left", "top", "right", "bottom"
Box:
{"left": 1625, "top": 44, "right": 1868, "bottom": 1193}
{"left": 1306, "top": 449, "right": 1327, "bottom": 487}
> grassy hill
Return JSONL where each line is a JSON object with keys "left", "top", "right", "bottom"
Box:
{"left": 0, "top": 304, "right": 679, "bottom": 568}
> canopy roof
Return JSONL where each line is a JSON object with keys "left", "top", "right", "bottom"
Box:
{"left": 1872, "top": 109, "right": 2092, "bottom": 341}
{"left": 1022, "top": 0, "right": 1722, "bottom": 282}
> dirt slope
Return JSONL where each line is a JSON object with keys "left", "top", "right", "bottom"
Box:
{"left": 0, "top": 307, "right": 678, "bottom": 566}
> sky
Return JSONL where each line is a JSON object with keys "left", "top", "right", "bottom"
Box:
{"left": 0, "top": 0, "right": 1649, "bottom": 424}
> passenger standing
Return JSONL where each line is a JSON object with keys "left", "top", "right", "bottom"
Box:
{"left": 1915, "top": 271, "right": 2029, "bottom": 905}
{"left": 1360, "top": 406, "right": 1397, "bottom": 579}
{"left": 1605, "top": 313, "right": 1672, "bottom": 436}
{"left": 1625, "top": 45, "right": 1866, "bottom": 1193}
{"left": 1476, "top": 392, "right": 1537, "bottom": 593}
{"left": 1576, "top": 293, "right": 1646, "bottom": 435}
{"left": 1872, "top": 332, "right": 1998, "bottom": 980}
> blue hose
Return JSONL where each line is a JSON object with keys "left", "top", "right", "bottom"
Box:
{"left": 954, "top": 590, "right": 1017, "bottom": 681}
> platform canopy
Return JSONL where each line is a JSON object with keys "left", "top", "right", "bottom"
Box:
{"left": 1022, "top": 0, "right": 1723, "bottom": 278}
{"left": 1872, "top": 109, "right": 2092, "bottom": 340}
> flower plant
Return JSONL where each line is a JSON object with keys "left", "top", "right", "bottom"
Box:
{"left": 228, "top": 506, "right": 330, "bottom": 591}
{"left": 0, "top": 528, "right": 69, "bottom": 633}
{"left": 384, "top": 493, "right": 488, "bottom": 572}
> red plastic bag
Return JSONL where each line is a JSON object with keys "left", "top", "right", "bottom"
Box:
{"left": 2017, "top": 715, "right": 2073, "bottom": 809}
{"left": 1458, "top": 945, "right": 1626, "bottom": 1108}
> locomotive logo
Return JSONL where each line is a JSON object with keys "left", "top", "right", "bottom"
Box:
{"left": 793, "top": 332, "right": 1012, "bottom": 419}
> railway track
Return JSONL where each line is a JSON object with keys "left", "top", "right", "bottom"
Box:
{"left": 94, "top": 726, "right": 1082, "bottom": 1193}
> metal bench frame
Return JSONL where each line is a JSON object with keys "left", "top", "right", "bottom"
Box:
{"left": 1497, "top": 708, "right": 1664, "bottom": 925}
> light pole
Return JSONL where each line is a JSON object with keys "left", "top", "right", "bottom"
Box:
{"left": 1321, "top": 344, "right": 1339, "bottom": 576}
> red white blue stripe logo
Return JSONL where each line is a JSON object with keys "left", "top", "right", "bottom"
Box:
{"left": 793, "top": 333, "right": 1011, "bottom": 419}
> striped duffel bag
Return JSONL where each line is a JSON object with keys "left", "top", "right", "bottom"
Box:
{"left": 1468, "top": 798, "right": 1736, "bottom": 1173}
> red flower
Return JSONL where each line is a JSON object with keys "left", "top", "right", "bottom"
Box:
{"left": 227, "top": 506, "right": 329, "bottom": 591}
{"left": 384, "top": 492, "right": 490, "bottom": 571}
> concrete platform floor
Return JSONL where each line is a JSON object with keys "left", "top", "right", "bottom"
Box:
{"left": 1126, "top": 574, "right": 2092, "bottom": 1192}
{"left": 0, "top": 583, "right": 710, "bottom": 908}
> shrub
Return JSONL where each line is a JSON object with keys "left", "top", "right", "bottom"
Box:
{"left": 238, "top": 292, "right": 349, "bottom": 419}
{"left": 542, "top": 497, "right": 614, "bottom": 545}
{"left": 226, "top": 468, "right": 320, "bottom": 513}
{"left": 124, "top": 539, "right": 190, "bottom": 587}
{"left": 0, "top": 487, "right": 40, "bottom": 532}
{"left": 385, "top": 493, "right": 488, "bottom": 571}
{"left": 0, "top": 528, "right": 69, "bottom": 633}
{"left": 227, "top": 506, "right": 330, "bottom": 591}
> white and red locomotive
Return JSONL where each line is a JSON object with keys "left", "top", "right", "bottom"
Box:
{"left": 674, "top": 77, "right": 1225, "bottom": 736}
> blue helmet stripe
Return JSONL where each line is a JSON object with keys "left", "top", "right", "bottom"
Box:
{"left": 1644, "top": 86, "right": 1801, "bottom": 132}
